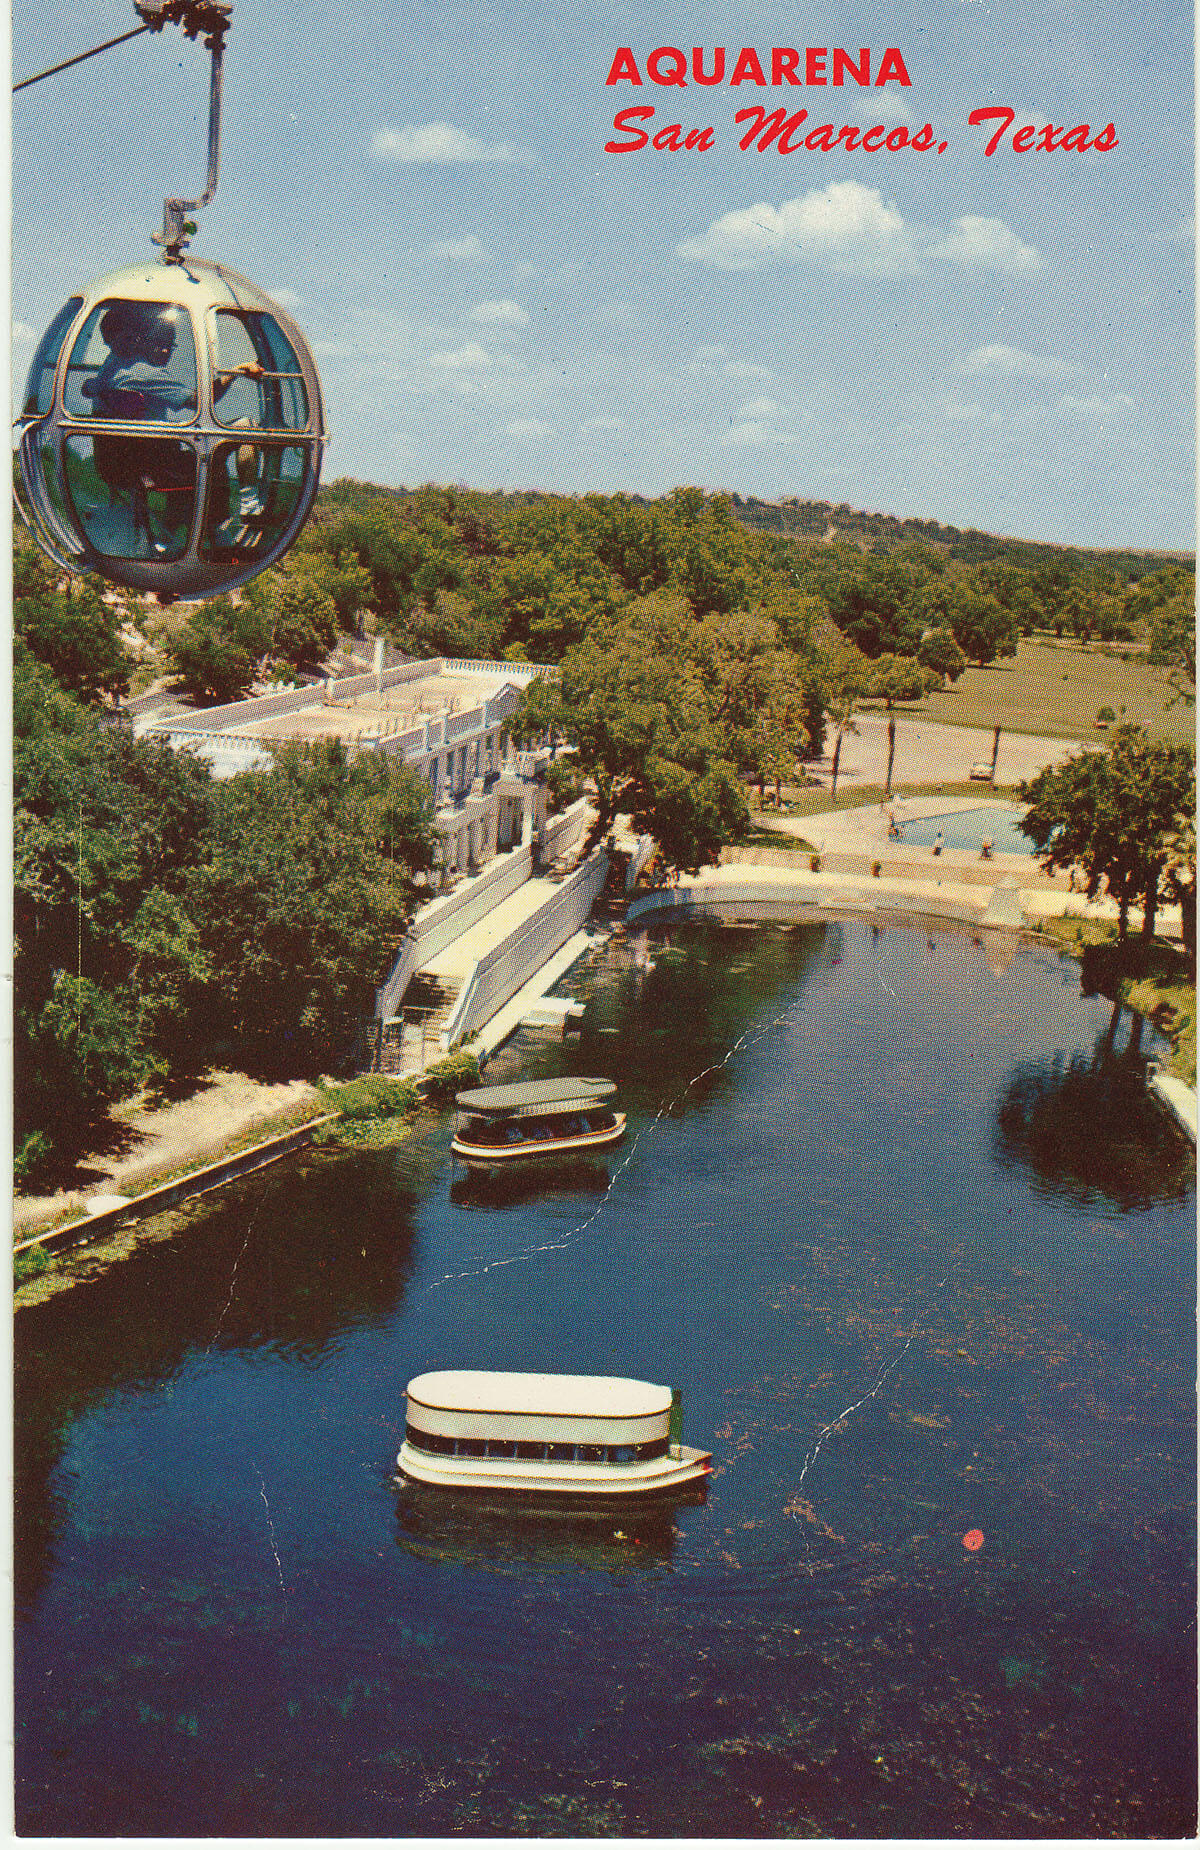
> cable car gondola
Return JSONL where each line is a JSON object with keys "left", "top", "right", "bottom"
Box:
{"left": 15, "top": 1, "right": 327, "bottom": 602}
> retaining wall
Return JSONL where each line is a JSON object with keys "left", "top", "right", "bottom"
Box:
{"left": 442, "top": 850, "right": 609, "bottom": 1049}
{"left": 15, "top": 1115, "right": 337, "bottom": 1260}
{"left": 375, "top": 848, "right": 535, "bottom": 1019}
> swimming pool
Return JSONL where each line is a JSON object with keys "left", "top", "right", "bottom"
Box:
{"left": 896, "top": 803, "right": 1033, "bottom": 855}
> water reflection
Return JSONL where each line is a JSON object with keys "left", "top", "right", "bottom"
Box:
{"left": 15, "top": 1146, "right": 423, "bottom": 1612}
{"left": 393, "top": 1478, "right": 698, "bottom": 1574}
{"left": 449, "top": 1158, "right": 612, "bottom": 1211}
{"left": 995, "top": 1028, "right": 1194, "bottom": 1208}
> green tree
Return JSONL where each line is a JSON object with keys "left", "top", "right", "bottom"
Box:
{"left": 14, "top": 547, "right": 131, "bottom": 704}
{"left": 917, "top": 626, "right": 968, "bottom": 685}
{"left": 191, "top": 742, "right": 436, "bottom": 1073}
{"left": 1019, "top": 727, "right": 1196, "bottom": 941}
{"left": 14, "top": 656, "right": 212, "bottom": 1170}
{"left": 868, "top": 653, "right": 930, "bottom": 709}
{"left": 516, "top": 597, "right": 749, "bottom": 870}
{"left": 168, "top": 595, "right": 272, "bottom": 704}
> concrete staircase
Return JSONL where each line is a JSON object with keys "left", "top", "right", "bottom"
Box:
{"left": 374, "top": 971, "right": 461, "bottom": 1074}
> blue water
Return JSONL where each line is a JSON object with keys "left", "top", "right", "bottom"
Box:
{"left": 897, "top": 803, "right": 1034, "bottom": 854}
{"left": 14, "top": 920, "right": 1196, "bottom": 1836}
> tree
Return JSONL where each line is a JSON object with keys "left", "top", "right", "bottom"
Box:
{"left": 191, "top": 741, "right": 436, "bottom": 1073}
{"left": 14, "top": 655, "right": 212, "bottom": 1172}
{"left": 168, "top": 595, "right": 272, "bottom": 703}
{"left": 266, "top": 575, "right": 339, "bottom": 674}
{"left": 1137, "top": 565, "right": 1196, "bottom": 703}
{"left": 14, "top": 547, "right": 131, "bottom": 704}
{"left": 1019, "top": 727, "right": 1196, "bottom": 941}
{"left": 917, "top": 626, "right": 968, "bottom": 685}
{"left": 516, "top": 597, "right": 749, "bottom": 870}
{"left": 868, "top": 653, "right": 930, "bottom": 709}
{"left": 696, "top": 610, "right": 818, "bottom": 804}
{"left": 812, "top": 631, "right": 870, "bottom": 799}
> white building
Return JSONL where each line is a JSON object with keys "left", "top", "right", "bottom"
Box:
{"left": 137, "top": 647, "right": 556, "bottom": 882}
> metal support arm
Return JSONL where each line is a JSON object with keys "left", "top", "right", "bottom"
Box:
{"left": 137, "top": 0, "right": 232, "bottom": 258}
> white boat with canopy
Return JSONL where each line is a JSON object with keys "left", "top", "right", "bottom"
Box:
{"left": 398, "top": 1369, "right": 713, "bottom": 1498}
{"left": 450, "top": 1077, "right": 626, "bottom": 1170}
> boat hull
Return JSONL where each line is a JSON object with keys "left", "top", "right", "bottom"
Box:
{"left": 451, "top": 1116, "right": 626, "bottom": 1170}
{"left": 397, "top": 1441, "right": 712, "bottom": 1499}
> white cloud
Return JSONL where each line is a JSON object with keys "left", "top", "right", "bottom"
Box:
{"left": 677, "top": 181, "right": 916, "bottom": 274}
{"left": 428, "top": 341, "right": 492, "bottom": 371}
{"left": 506, "top": 418, "right": 554, "bottom": 439}
{"left": 372, "top": 122, "right": 526, "bottom": 164}
{"left": 12, "top": 321, "right": 36, "bottom": 343}
{"left": 431, "top": 235, "right": 487, "bottom": 262}
{"left": 958, "top": 345, "right": 1080, "bottom": 382}
{"left": 928, "top": 216, "right": 1042, "bottom": 273}
{"left": 723, "top": 359, "right": 773, "bottom": 381}
{"left": 471, "top": 300, "right": 530, "bottom": 328}
{"left": 677, "top": 191, "right": 1041, "bottom": 282}
{"left": 738, "top": 396, "right": 779, "bottom": 418}
{"left": 1057, "top": 391, "right": 1136, "bottom": 419}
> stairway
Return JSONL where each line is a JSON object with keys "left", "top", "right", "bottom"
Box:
{"left": 373, "top": 971, "right": 462, "bottom": 1074}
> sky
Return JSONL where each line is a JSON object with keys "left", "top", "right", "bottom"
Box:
{"left": 10, "top": 0, "right": 1196, "bottom": 550}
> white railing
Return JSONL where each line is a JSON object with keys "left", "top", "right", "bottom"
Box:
{"left": 440, "top": 849, "right": 609, "bottom": 1049}
{"left": 374, "top": 847, "right": 535, "bottom": 1020}
{"left": 625, "top": 833, "right": 657, "bottom": 890}
{"left": 441, "top": 658, "right": 558, "bottom": 684}
{"left": 540, "top": 797, "right": 593, "bottom": 863}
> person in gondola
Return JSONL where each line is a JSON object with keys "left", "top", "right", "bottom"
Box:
{"left": 83, "top": 303, "right": 262, "bottom": 549}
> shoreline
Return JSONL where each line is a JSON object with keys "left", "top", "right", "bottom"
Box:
{"left": 14, "top": 800, "right": 1193, "bottom": 1279}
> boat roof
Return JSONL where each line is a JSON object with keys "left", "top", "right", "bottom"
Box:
{"left": 454, "top": 1076, "right": 617, "bottom": 1117}
{"left": 406, "top": 1369, "right": 671, "bottom": 1419}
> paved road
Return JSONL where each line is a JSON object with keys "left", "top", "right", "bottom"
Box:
{"left": 815, "top": 714, "right": 1084, "bottom": 791}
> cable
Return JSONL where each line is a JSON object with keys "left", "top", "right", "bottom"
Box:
{"left": 13, "top": 24, "right": 150, "bottom": 93}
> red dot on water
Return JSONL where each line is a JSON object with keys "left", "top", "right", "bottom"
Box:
{"left": 962, "top": 1528, "right": 984, "bottom": 1552}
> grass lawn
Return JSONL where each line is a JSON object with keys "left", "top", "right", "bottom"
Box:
{"left": 864, "top": 637, "right": 1193, "bottom": 744}
{"left": 756, "top": 782, "right": 1018, "bottom": 822}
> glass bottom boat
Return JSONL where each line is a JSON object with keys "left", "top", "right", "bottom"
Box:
{"left": 397, "top": 1369, "right": 713, "bottom": 1499}
{"left": 450, "top": 1077, "right": 626, "bottom": 1171}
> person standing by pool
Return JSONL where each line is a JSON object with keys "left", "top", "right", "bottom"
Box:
{"left": 933, "top": 829, "right": 944, "bottom": 856}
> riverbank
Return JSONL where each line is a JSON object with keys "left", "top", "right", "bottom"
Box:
{"left": 15, "top": 807, "right": 1192, "bottom": 1268}
{"left": 13, "top": 1072, "right": 325, "bottom": 1242}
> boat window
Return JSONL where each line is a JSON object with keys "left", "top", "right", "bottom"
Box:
{"left": 608, "top": 1444, "right": 637, "bottom": 1465}
{"left": 457, "top": 1437, "right": 486, "bottom": 1458}
{"left": 578, "top": 1443, "right": 605, "bottom": 1464}
{"left": 485, "top": 1439, "right": 516, "bottom": 1459}
{"left": 405, "top": 1424, "right": 454, "bottom": 1455}
{"left": 504, "top": 1124, "right": 526, "bottom": 1144}
{"left": 462, "top": 1116, "right": 504, "bottom": 1144}
{"left": 587, "top": 1110, "right": 615, "bottom": 1131}
{"left": 515, "top": 1440, "right": 546, "bottom": 1461}
{"left": 547, "top": 1442, "right": 575, "bottom": 1463}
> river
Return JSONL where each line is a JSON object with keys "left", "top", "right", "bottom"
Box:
{"left": 14, "top": 917, "right": 1196, "bottom": 1836}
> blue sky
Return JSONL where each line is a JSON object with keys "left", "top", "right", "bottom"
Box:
{"left": 11, "top": 0, "right": 1195, "bottom": 548}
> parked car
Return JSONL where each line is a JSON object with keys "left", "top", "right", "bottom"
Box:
{"left": 968, "top": 762, "right": 993, "bottom": 782}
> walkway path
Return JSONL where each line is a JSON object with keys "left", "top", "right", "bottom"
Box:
{"left": 420, "top": 875, "right": 570, "bottom": 982}
{"left": 816, "top": 713, "right": 1084, "bottom": 790}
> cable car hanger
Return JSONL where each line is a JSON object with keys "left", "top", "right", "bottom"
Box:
{"left": 15, "top": 1, "right": 230, "bottom": 259}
